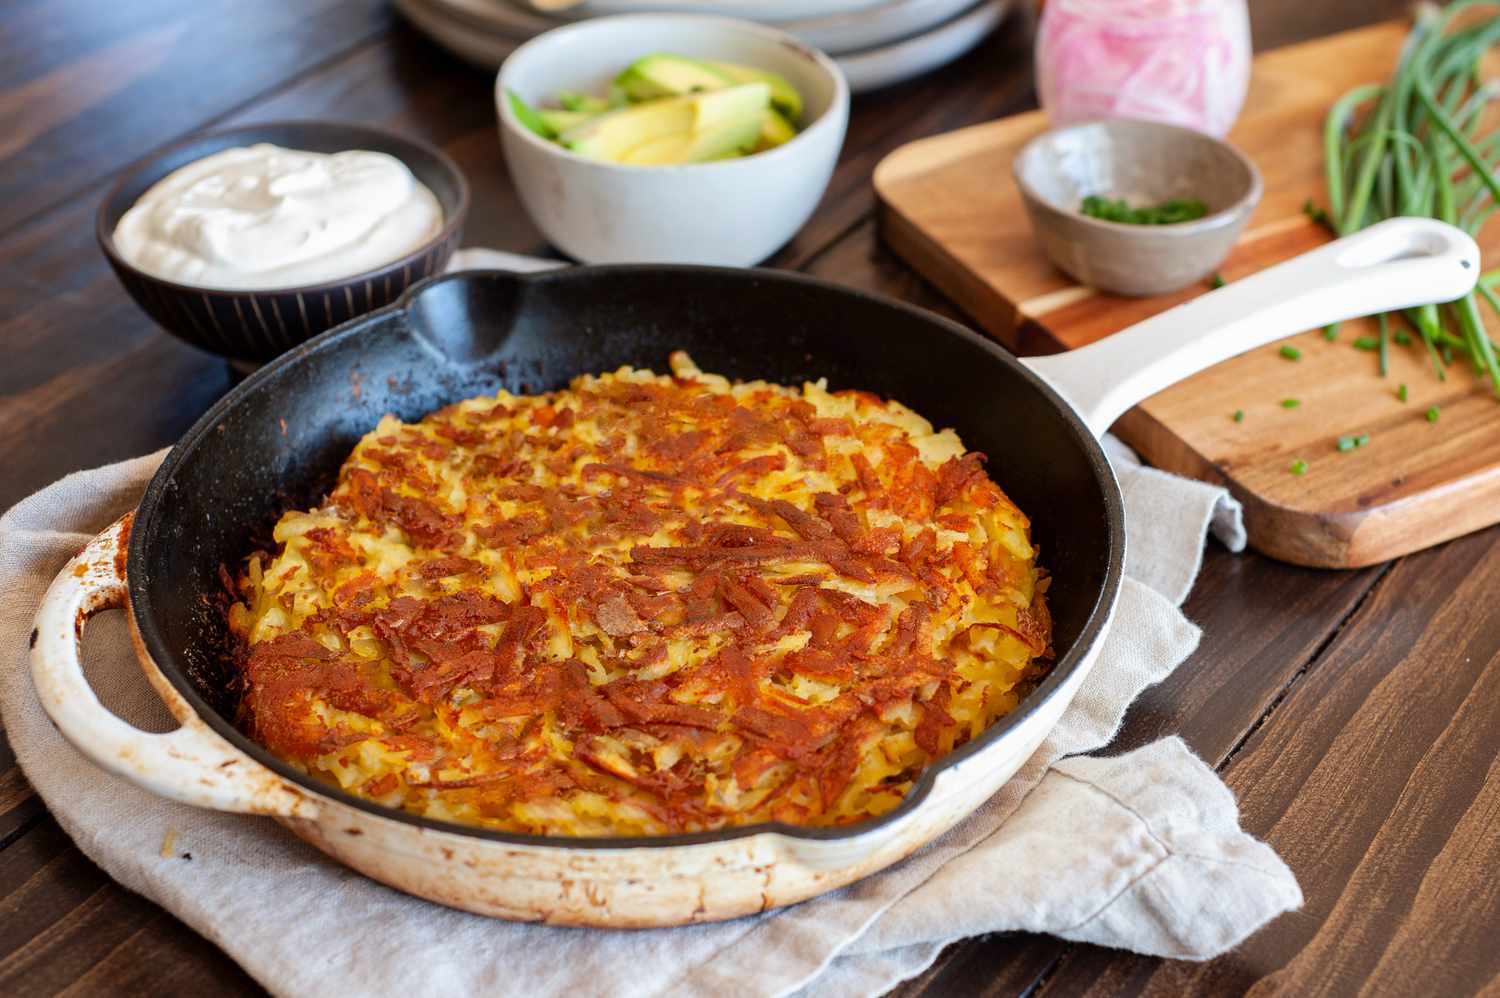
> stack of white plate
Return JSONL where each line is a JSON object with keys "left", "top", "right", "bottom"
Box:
{"left": 395, "top": 0, "right": 1012, "bottom": 92}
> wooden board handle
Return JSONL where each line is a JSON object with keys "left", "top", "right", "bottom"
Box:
{"left": 1022, "top": 218, "right": 1481, "bottom": 437}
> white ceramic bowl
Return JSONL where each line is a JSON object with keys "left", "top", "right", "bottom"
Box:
{"left": 495, "top": 14, "right": 849, "bottom": 265}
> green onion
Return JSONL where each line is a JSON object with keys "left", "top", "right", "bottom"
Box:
{"left": 1398, "top": 383, "right": 1409, "bottom": 401}
{"left": 1337, "top": 435, "right": 1358, "bottom": 452}
{"left": 1282, "top": 398, "right": 1302, "bottom": 409}
{"left": 1210, "top": 272, "right": 1227, "bottom": 289}
{"left": 1233, "top": 409, "right": 1245, "bottom": 422}
{"left": 1280, "top": 345, "right": 1303, "bottom": 361}
{"left": 1290, "top": 459, "right": 1310, "bottom": 475}
{"left": 1303, "top": 198, "right": 1336, "bottom": 232}
{"left": 1324, "top": 327, "right": 1339, "bottom": 342}
{"left": 1427, "top": 405, "right": 1442, "bottom": 422}
{"left": 1320, "top": 2, "right": 1500, "bottom": 398}
{"left": 1080, "top": 196, "right": 1208, "bottom": 225}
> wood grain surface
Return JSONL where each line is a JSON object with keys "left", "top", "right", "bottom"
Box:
{"left": 874, "top": 20, "right": 1500, "bottom": 570}
{"left": 6, "top": 1, "right": 1497, "bottom": 996}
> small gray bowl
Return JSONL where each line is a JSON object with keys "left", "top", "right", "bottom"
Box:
{"left": 1013, "top": 119, "right": 1262, "bottom": 297}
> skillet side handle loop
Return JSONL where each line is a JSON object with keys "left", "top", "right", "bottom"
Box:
{"left": 29, "top": 514, "right": 317, "bottom": 820}
{"left": 1021, "top": 217, "right": 1482, "bottom": 437}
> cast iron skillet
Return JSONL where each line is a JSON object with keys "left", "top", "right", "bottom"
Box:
{"left": 35, "top": 218, "right": 1477, "bottom": 922}
{"left": 126, "top": 264, "right": 1123, "bottom": 847}
{"left": 121, "top": 211, "right": 1484, "bottom": 850}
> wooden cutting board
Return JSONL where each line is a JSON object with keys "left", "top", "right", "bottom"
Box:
{"left": 874, "top": 19, "right": 1500, "bottom": 569}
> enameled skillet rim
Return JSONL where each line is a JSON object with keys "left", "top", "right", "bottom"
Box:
{"left": 128, "top": 265, "right": 1126, "bottom": 850}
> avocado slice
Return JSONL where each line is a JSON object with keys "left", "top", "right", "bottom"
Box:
{"left": 620, "top": 106, "right": 764, "bottom": 165}
{"left": 538, "top": 108, "right": 598, "bottom": 135}
{"left": 562, "top": 83, "right": 769, "bottom": 164}
{"left": 558, "top": 92, "right": 612, "bottom": 114}
{"left": 614, "top": 53, "right": 735, "bottom": 102}
{"left": 705, "top": 60, "right": 803, "bottom": 122}
{"left": 562, "top": 100, "right": 693, "bottom": 161}
{"left": 508, "top": 90, "right": 557, "bottom": 140}
{"left": 753, "top": 108, "right": 798, "bottom": 152}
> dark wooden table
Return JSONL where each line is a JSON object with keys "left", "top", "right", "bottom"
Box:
{"left": 4, "top": 2, "right": 1497, "bottom": 995}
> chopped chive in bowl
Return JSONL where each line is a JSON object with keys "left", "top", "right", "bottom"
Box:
{"left": 1280, "top": 345, "right": 1302, "bottom": 361}
{"left": 1079, "top": 195, "right": 1208, "bottom": 225}
{"left": 1281, "top": 398, "right": 1302, "bottom": 409}
{"left": 1290, "top": 459, "right": 1309, "bottom": 475}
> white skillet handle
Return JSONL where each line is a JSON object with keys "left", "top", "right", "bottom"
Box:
{"left": 30, "top": 514, "right": 317, "bottom": 819}
{"left": 1022, "top": 217, "right": 1482, "bottom": 437}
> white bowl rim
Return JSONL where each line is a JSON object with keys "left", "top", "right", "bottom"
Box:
{"left": 494, "top": 12, "right": 851, "bottom": 174}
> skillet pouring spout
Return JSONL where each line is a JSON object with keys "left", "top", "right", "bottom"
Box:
{"left": 1023, "top": 217, "right": 1481, "bottom": 437}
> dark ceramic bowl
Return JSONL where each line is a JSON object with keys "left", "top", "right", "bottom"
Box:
{"left": 97, "top": 120, "right": 469, "bottom": 368}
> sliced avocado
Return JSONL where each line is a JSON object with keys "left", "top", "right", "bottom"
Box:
{"left": 561, "top": 100, "right": 695, "bottom": 161}
{"left": 558, "top": 92, "right": 612, "bottom": 114}
{"left": 614, "top": 53, "right": 734, "bottom": 102}
{"left": 508, "top": 90, "right": 557, "bottom": 140}
{"left": 562, "top": 83, "right": 770, "bottom": 164}
{"left": 753, "top": 108, "right": 798, "bottom": 152}
{"left": 620, "top": 106, "right": 764, "bottom": 165}
{"left": 705, "top": 60, "right": 802, "bottom": 122}
{"left": 688, "top": 82, "right": 770, "bottom": 133}
{"left": 538, "top": 108, "right": 597, "bottom": 135}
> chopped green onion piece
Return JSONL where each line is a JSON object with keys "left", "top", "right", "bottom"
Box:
{"left": 1210, "top": 272, "right": 1227, "bottom": 289}
{"left": 1336, "top": 435, "right": 1358, "bottom": 452}
{"left": 1233, "top": 409, "right": 1245, "bottom": 423}
{"left": 1080, "top": 195, "right": 1208, "bottom": 225}
{"left": 1280, "top": 345, "right": 1302, "bottom": 361}
{"left": 1352, "top": 337, "right": 1380, "bottom": 351}
{"left": 1355, "top": 433, "right": 1370, "bottom": 447}
{"left": 1397, "top": 383, "right": 1409, "bottom": 402}
{"left": 1395, "top": 330, "right": 1413, "bottom": 346}
{"left": 1281, "top": 398, "right": 1302, "bottom": 409}
{"left": 1378, "top": 312, "right": 1390, "bottom": 378}
{"left": 1302, "top": 199, "right": 1334, "bottom": 231}
{"left": 1323, "top": 326, "right": 1339, "bottom": 342}
{"left": 1290, "top": 459, "right": 1309, "bottom": 475}
{"left": 1427, "top": 405, "right": 1441, "bottom": 422}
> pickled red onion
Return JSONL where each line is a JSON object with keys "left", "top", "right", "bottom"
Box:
{"left": 1036, "top": 0, "right": 1252, "bottom": 138}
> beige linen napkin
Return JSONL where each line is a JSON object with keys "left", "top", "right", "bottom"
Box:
{"left": 0, "top": 437, "right": 1297, "bottom": 998}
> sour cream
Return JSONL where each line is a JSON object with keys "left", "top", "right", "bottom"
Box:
{"left": 112, "top": 143, "right": 443, "bottom": 290}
